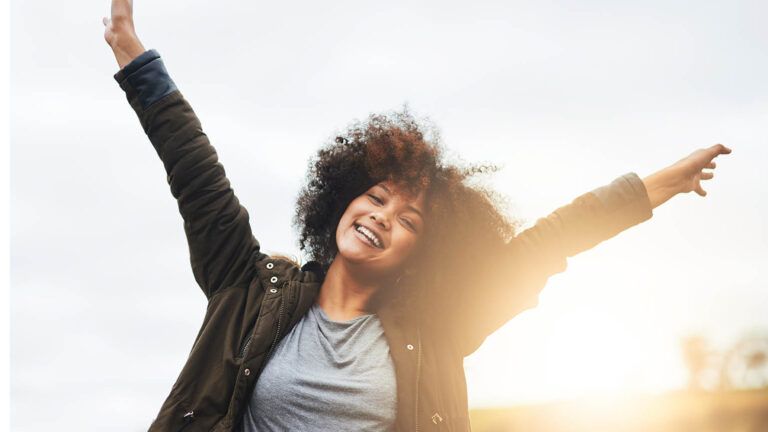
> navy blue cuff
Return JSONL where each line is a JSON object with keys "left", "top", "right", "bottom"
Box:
{"left": 113, "top": 48, "right": 179, "bottom": 110}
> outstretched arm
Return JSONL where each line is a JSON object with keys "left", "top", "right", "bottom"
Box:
{"left": 451, "top": 144, "right": 733, "bottom": 356}
{"left": 104, "top": 0, "right": 265, "bottom": 299}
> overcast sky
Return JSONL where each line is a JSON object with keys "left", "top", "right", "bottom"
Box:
{"left": 10, "top": 0, "right": 768, "bottom": 430}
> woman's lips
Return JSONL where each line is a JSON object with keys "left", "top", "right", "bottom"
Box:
{"left": 354, "top": 226, "right": 382, "bottom": 249}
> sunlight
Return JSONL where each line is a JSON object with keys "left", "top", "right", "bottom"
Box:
{"left": 465, "top": 254, "right": 691, "bottom": 407}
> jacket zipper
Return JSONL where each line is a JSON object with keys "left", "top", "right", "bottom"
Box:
{"left": 231, "top": 286, "right": 286, "bottom": 431}
{"left": 255, "top": 286, "right": 286, "bottom": 376}
{"left": 230, "top": 281, "right": 288, "bottom": 426}
{"left": 268, "top": 301, "right": 285, "bottom": 359}
{"left": 238, "top": 282, "right": 288, "bottom": 359}
{"left": 414, "top": 326, "right": 422, "bottom": 432}
{"left": 229, "top": 282, "right": 287, "bottom": 432}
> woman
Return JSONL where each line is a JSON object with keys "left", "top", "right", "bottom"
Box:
{"left": 103, "top": 1, "right": 732, "bottom": 431}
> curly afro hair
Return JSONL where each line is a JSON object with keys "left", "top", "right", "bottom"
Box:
{"left": 293, "top": 106, "right": 527, "bottom": 314}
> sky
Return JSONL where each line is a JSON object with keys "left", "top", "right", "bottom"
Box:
{"left": 10, "top": 0, "right": 768, "bottom": 430}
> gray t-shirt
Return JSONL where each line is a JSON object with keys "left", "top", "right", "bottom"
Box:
{"left": 241, "top": 301, "right": 397, "bottom": 431}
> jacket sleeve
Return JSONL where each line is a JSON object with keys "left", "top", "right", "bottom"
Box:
{"left": 452, "top": 172, "right": 654, "bottom": 357}
{"left": 113, "top": 49, "right": 264, "bottom": 300}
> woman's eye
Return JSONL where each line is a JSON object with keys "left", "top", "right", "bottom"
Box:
{"left": 367, "top": 194, "right": 383, "bottom": 204}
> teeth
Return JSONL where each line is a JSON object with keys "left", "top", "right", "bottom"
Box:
{"left": 356, "top": 224, "right": 382, "bottom": 248}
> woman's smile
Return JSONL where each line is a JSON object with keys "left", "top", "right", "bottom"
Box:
{"left": 354, "top": 223, "right": 384, "bottom": 249}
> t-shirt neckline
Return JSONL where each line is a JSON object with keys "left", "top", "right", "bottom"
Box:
{"left": 313, "top": 302, "right": 375, "bottom": 324}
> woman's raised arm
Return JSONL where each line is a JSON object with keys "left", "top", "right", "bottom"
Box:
{"left": 104, "top": 0, "right": 266, "bottom": 300}
{"left": 451, "top": 144, "right": 732, "bottom": 357}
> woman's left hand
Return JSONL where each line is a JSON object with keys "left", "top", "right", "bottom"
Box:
{"left": 642, "top": 143, "right": 733, "bottom": 209}
{"left": 671, "top": 143, "right": 733, "bottom": 196}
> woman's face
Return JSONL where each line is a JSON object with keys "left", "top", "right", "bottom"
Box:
{"left": 335, "top": 180, "right": 426, "bottom": 278}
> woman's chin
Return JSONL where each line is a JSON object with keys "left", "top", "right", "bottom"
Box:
{"left": 337, "top": 244, "right": 376, "bottom": 263}
{"left": 337, "top": 240, "right": 388, "bottom": 268}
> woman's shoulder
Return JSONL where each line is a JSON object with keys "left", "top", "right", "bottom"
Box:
{"left": 254, "top": 253, "right": 325, "bottom": 285}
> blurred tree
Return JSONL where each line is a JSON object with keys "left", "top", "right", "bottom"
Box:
{"left": 721, "top": 335, "right": 768, "bottom": 390}
{"left": 680, "top": 334, "right": 709, "bottom": 391}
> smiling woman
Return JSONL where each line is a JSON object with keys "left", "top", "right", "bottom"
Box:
{"left": 102, "top": 1, "right": 732, "bottom": 431}
{"left": 292, "top": 109, "right": 527, "bottom": 322}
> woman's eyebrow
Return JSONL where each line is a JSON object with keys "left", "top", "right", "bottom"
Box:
{"left": 376, "top": 183, "right": 423, "bottom": 218}
{"left": 376, "top": 183, "right": 391, "bottom": 194}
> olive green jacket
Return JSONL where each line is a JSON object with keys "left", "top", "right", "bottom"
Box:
{"left": 113, "top": 49, "right": 654, "bottom": 432}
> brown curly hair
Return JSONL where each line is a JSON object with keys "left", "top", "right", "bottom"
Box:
{"left": 292, "top": 106, "right": 527, "bottom": 315}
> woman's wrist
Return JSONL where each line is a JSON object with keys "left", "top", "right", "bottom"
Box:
{"left": 110, "top": 32, "right": 147, "bottom": 69}
{"left": 642, "top": 168, "right": 681, "bottom": 210}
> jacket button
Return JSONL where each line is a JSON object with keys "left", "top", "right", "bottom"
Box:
{"left": 406, "top": 344, "right": 414, "bottom": 350}
{"left": 270, "top": 276, "right": 278, "bottom": 283}
{"left": 244, "top": 368, "right": 251, "bottom": 376}
{"left": 269, "top": 288, "right": 277, "bottom": 294}
{"left": 266, "top": 262, "right": 274, "bottom": 269}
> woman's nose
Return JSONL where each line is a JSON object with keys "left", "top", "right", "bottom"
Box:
{"left": 370, "top": 212, "right": 390, "bottom": 230}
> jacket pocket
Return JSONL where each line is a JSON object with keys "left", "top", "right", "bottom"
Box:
{"left": 235, "top": 329, "right": 254, "bottom": 360}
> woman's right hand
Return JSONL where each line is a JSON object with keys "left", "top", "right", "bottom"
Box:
{"left": 102, "top": 0, "right": 147, "bottom": 69}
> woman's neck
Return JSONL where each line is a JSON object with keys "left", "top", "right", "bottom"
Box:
{"left": 316, "top": 257, "right": 386, "bottom": 321}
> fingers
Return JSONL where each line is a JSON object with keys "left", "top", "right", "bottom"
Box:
{"left": 691, "top": 144, "right": 728, "bottom": 198}
{"left": 711, "top": 143, "right": 732, "bottom": 156}
{"left": 698, "top": 168, "right": 715, "bottom": 197}
{"left": 695, "top": 178, "right": 707, "bottom": 196}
